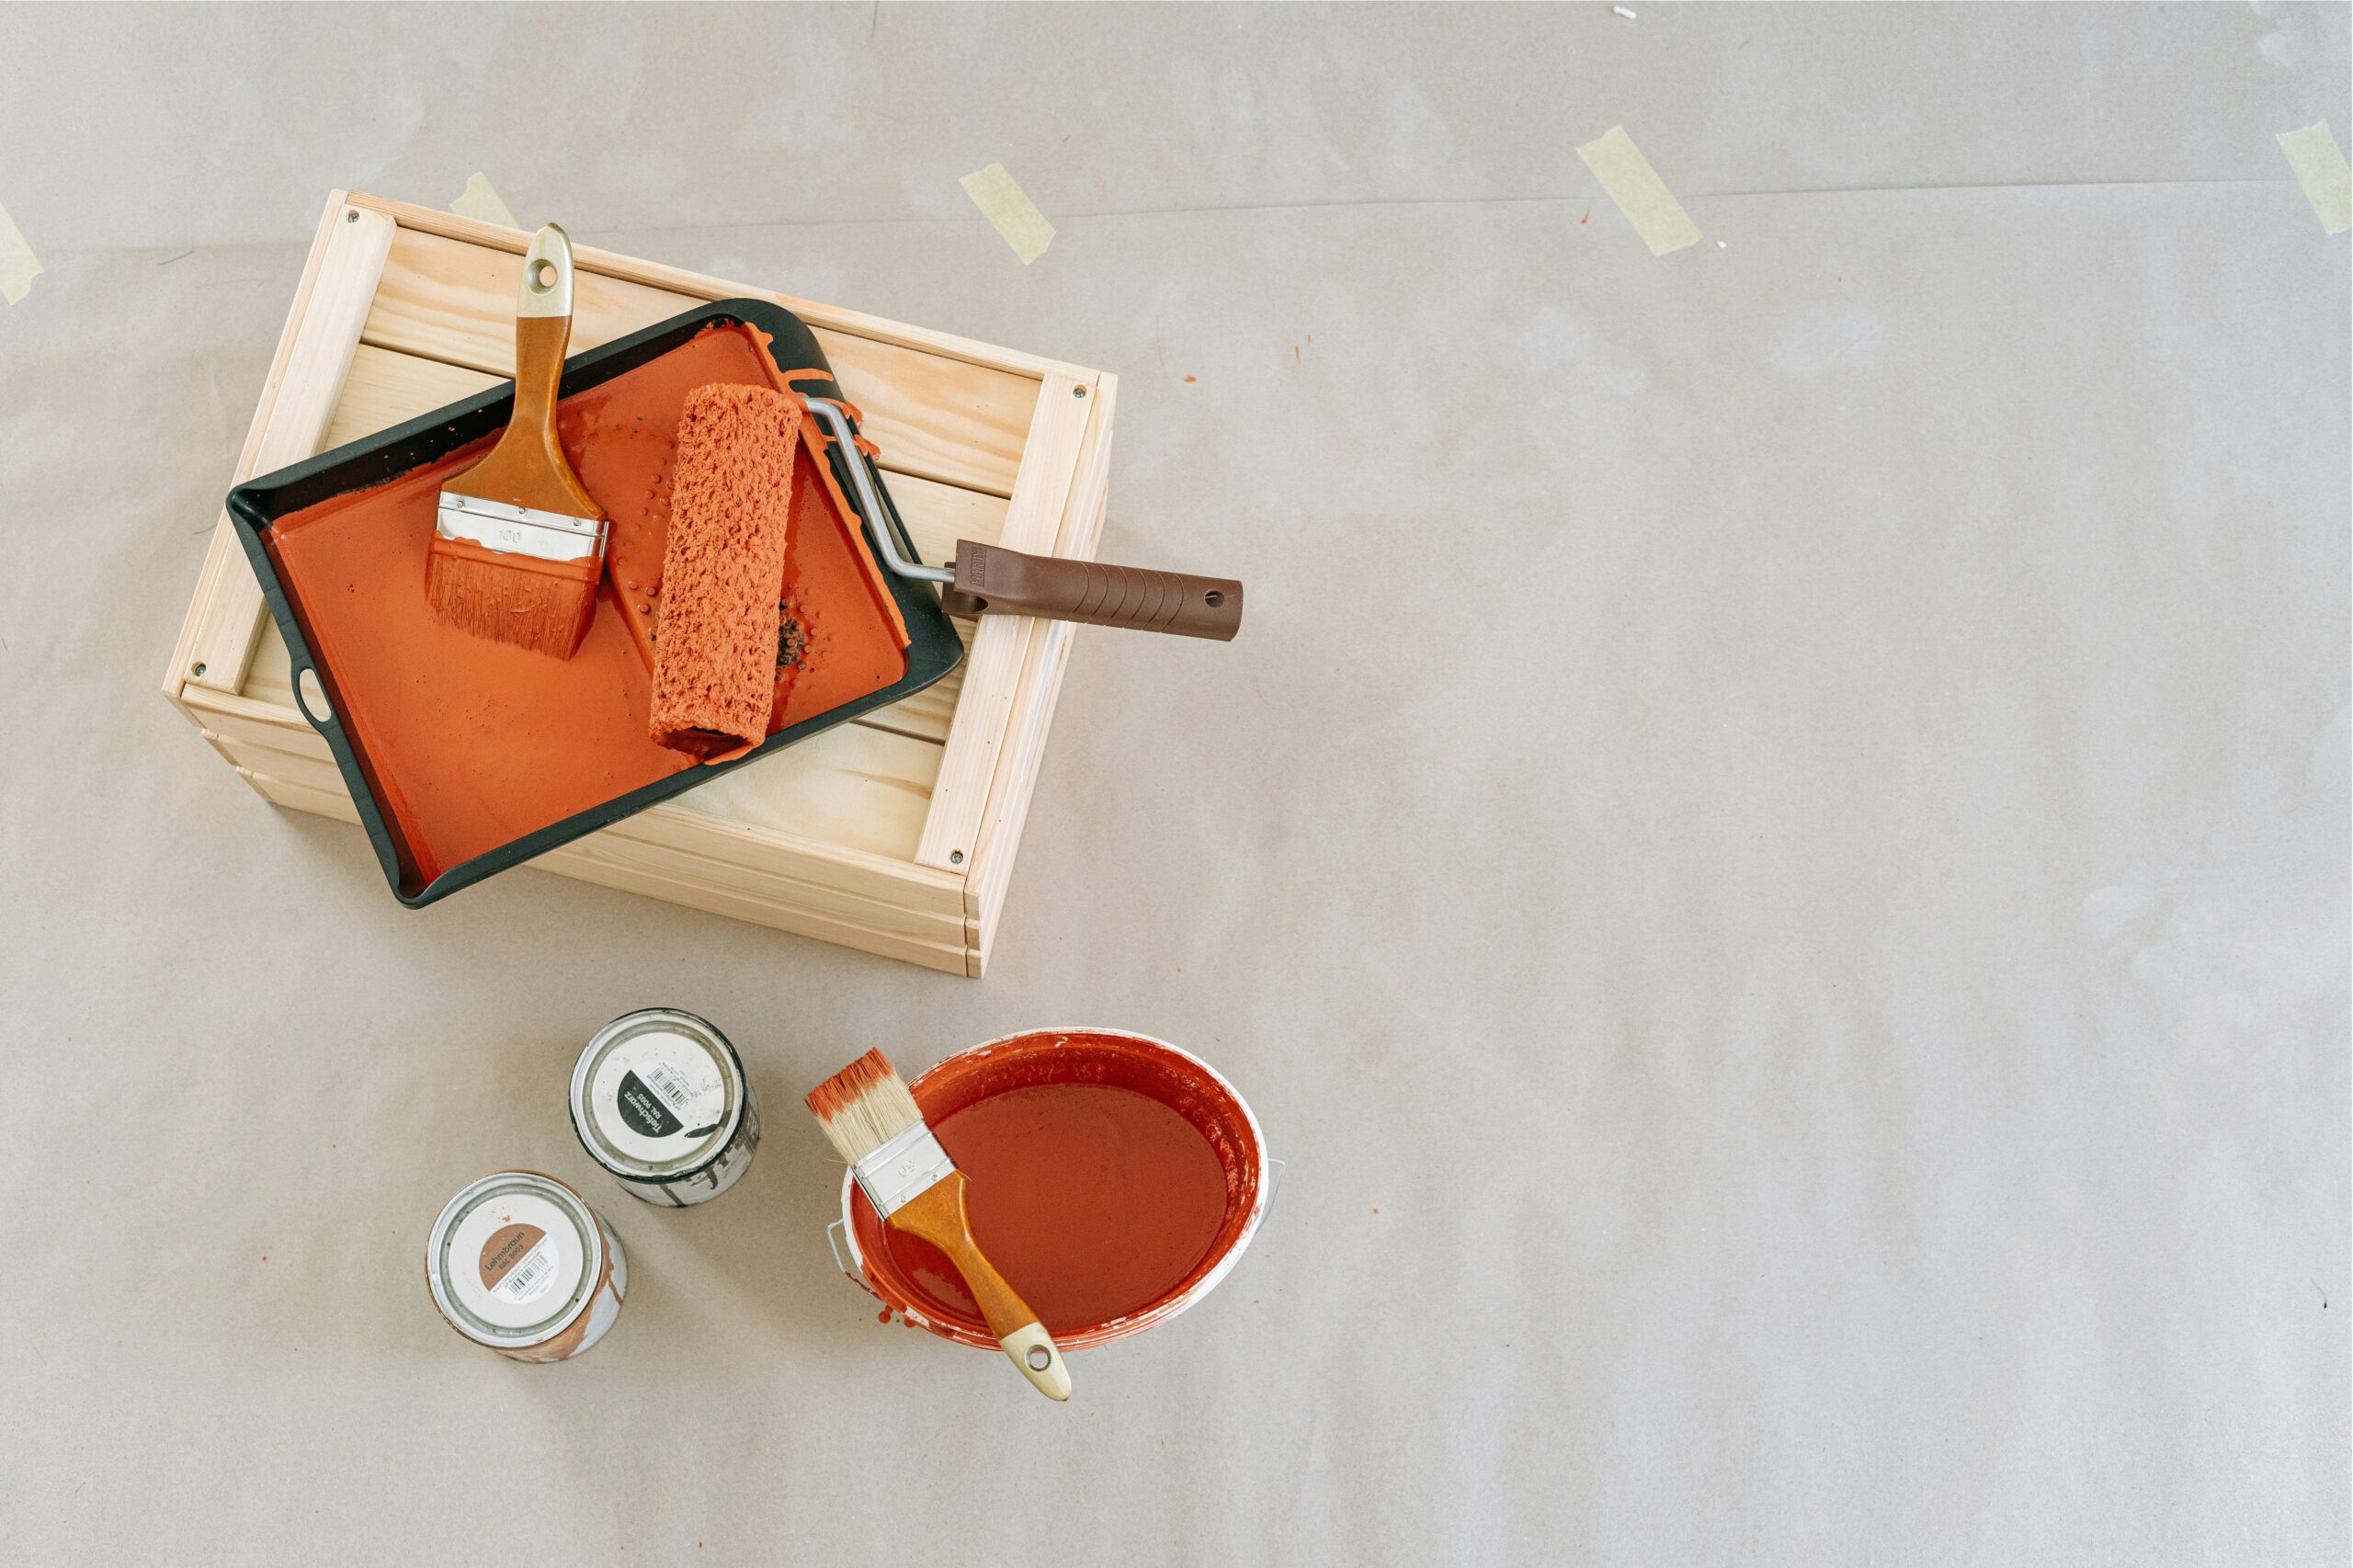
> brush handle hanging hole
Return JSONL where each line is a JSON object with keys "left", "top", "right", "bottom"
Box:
{"left": 295, "top": 667, "right": 334, "bottom": 726}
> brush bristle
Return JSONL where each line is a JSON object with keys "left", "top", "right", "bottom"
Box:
{"left": 803, "top": 1049, "right": 926, "bottom": 1165}
{"left": 425, "top": 540, "right": 600, "bottom": 659}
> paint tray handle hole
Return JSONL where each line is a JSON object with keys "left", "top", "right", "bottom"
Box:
{"left": 295, "top": 667, "right": 335, "bottom": 727}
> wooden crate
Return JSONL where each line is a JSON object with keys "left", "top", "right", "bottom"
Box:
{"left": 163, "top": 191, "right": 1115, "bottom": 976}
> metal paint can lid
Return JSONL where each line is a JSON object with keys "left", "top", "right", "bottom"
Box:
{"left": 569, "top": 1008, "right": 747, "bottom": 1183}
{"left": 426, "top": 1171, "right": 606, "bottom": 1351}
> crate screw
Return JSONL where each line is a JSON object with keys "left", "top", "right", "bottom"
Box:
{"left": 949, "top": 850, "right": 964, "bottom": 864}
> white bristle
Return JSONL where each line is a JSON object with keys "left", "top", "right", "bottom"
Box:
{"left": 803, "top": 1049, "right": 926, "bottom": 1165}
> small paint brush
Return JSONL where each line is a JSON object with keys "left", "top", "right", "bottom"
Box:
{"left": 805, "top": 1049, "right": 1071, "bottom": 1401}
{"left": 425, "top": 223, "right": 608, "bottom": 658}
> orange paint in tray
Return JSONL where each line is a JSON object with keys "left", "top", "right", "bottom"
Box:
{"left": 261, "top": 322, "right": 918, "bottom": 888}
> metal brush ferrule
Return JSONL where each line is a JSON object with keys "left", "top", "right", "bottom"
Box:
{"left": 850, "top": 1121, "right": 957, "bottom": 1219}
{"left": 435, "top": 493, "right": 608, "bottom": 563}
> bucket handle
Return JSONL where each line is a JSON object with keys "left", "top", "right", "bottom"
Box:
{"left": 826, "top": 1217, "right": 885, "bottom": 1302}
{"left": 826, "top": 1217, "right": 855, "bottom": 1278}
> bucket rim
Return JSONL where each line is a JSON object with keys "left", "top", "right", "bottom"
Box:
{"left": 832, "top": 1027, "right": 1271, "bottom": 1351}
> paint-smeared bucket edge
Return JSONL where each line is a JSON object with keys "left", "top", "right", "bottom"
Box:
{"left": 833, "top": 1027, "right": 1273, "bottom": 1351}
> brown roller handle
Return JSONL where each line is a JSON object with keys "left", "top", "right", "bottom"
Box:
{"left": 944, "top": 540, "right": 1243, "bottom": 641}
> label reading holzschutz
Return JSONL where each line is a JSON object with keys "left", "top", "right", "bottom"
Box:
{"left": 617, "top": 1065, "right": 688, "bottom": 1138}
{"left": 595, "top": 1035, "right": 728, "bottom": 1165}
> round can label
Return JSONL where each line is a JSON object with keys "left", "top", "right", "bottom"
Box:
{"left": 570, "top": 1009, "right": 759, "bottom": 1206}
{"left": 427, "top": 1172, "right": 619, "bottom": 1358}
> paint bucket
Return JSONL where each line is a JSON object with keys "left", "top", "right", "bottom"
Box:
{"left": 828, "top": 1028, "right": 1281, "bottom": 1351}
{"left": 426, "top": 1171, "right": 628, "bottom": 1362}
{"left": 569, "top": 1008, "right": 760, "bottom": 1207}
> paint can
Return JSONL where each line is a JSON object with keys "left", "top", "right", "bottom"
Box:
{"left": 828, "top": 1028, "right": 1281, "bottom": 1352}
{"left": 426, "top": 1171, "right": 627, "bottom": 1362}
{"left": 569, "top": 1008, "right": 760, "bottom": 1207}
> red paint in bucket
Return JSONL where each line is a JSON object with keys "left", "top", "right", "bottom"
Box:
{"left": 838, "top": 1029, "right": 1271, "bottom": 1350}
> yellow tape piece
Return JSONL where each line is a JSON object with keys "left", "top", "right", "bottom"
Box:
{"left": 449, "top": 172, "right": 520, "bottom": 231}
{"left": 1576, "top": 125, "right": 1702, "bottom": 256}
{"left": 2276, "top": 120, "right": 2351, "bottom": 235}
{"left": 0, "top": 197, "right": 41, "bottom": 305}
{"left": 960, "top": 163, "right": 1055, "bottom": 265}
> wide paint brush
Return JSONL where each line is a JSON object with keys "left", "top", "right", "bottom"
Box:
{"left": 805, "top": 1049, "right": 1072, "bottom": 1401}
{"left": 425, "top": 223, "right": 608, "bottom": 658}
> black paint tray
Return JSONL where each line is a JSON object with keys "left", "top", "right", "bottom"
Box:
{"left": 224, "top": 301, "right": 965, "bottom": 908}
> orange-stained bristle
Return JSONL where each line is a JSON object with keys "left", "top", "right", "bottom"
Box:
{"left": 424, "top": 538, "right": 600, "bottom": 659}
{"left": 803, "top": 1048, "right": 897, "bottom": 1120}
{"left": 804, "top": 1048, "right": 926, "bottom": 1165}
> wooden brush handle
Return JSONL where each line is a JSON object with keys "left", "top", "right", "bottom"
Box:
{"left": 450, "top": 224, "right": 604, "bottom": 519}
{"left": 889, "top": 1173, "right": 1071, "bottom": 1402}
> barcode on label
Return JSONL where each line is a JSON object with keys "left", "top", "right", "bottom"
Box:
{"left": 493, "top": 1243, "right": 557, "bottom": 1303}
{"left": 639, "top": 1059, "right": 697, "bottom": 1115}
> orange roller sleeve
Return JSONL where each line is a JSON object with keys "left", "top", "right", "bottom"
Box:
{"left": 648, "top": 383, "right": 802, "bottom": 755}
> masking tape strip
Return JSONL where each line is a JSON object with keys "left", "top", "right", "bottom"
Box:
{"left": 1576, "top": 125, "right": 1702, "bottom": 256}
{"left": 0, "top": 198, "right": 41, "bottom": 305}
{"left": 450, "top": 172, "right": 520, "bottom": 232}
{"left": 2276, "top": 120, "right": 2351, "bottom": 235}
{"left": 960, "top": 163, "right": 1055, "bottom": 265}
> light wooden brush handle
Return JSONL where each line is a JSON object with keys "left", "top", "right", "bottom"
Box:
{"left": 454, "top": 223, "right": 603, "bottom": 520}
{"left": 889, "top": 1172, "right": 1071, "bottom": 1402}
